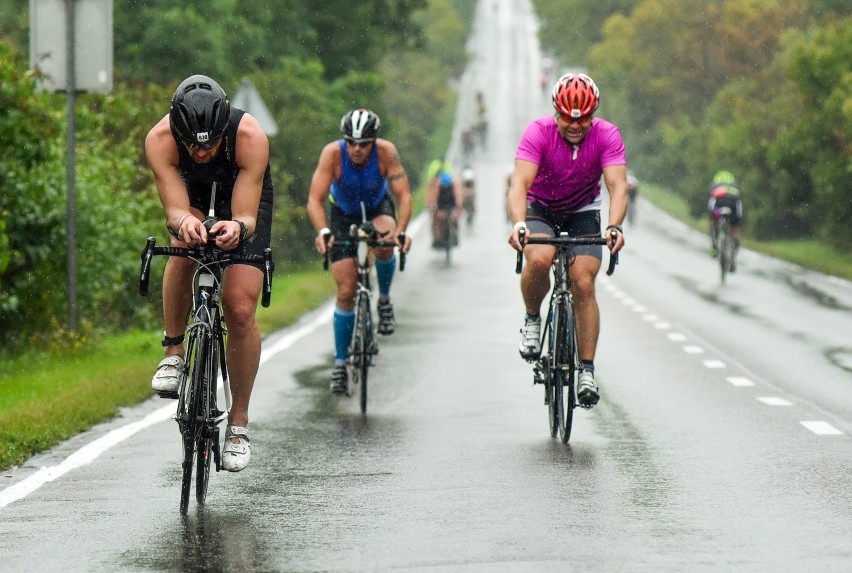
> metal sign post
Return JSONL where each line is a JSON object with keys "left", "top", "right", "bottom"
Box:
{"left": 30, "top": 0, "right": 112, "bottom": 332}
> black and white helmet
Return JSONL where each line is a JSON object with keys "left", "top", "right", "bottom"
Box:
{"left": 340, "top": 109, "right": 381, "bottom": 141}
{"left": 170, "top": 75, "right": 230, "bottom": 146}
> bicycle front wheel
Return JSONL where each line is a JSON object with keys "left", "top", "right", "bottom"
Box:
{"left": 348, "top": 294, "right": 371, "bottom": 414}
{"left": 195, "top": 328, "right": 219, "bottom": 507}
{"left": 178, "top": 330, "right": 204, "bottom": 515}
{"left": 560, "top": 301, "right": 579, "bottom": 443}
{"left": 546, "top": 306, "right": 564, "bottom": 438}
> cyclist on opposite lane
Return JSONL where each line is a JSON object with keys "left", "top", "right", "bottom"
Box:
{"left": 146, "top": 74, "right": 273, "bottom": 472}
{"left": 307, "top": 109, "right": 413, "bottom": 394}
{"left": 507, "top": 73, "right": 627, "bottom": 408}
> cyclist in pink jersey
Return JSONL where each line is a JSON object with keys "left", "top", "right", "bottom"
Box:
{"left": 507, "top": 73, "right": 627, "bottom": 408}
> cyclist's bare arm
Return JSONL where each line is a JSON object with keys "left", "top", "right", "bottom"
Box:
{"left": 602, "top": 163, "right": 628, "bottom": 253}
{"left": 145, "top": 116, "right": 203, "bottom": 243}
{"left": 217, "top": 114, "right": 268, "bottom": 247}
{"left": 508, "top": 159, "right": 539, "bottom": 250}
{"left": 306, "top": 142, "right": 340, "bottom": 254}
{"left": 378, "top": 140, "right": 412, "bottom": 252}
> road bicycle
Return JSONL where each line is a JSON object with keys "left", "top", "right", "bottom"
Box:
{"left": 323, "top": 219, "right": 405, "bottom": 414}
{"left": 139, "top": 214, "right": 272, "bottom": 514}
{"left": 515, "top": 229, "right": 617, "bottom": 443}
{"left": 432, "top": 209, "right": 458, "bottom": 265}
{"left": 714, "top": 206, "right": 736, "bottom": 284}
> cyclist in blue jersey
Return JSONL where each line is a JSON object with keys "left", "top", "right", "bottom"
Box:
{"left": 307, "top": 109, "right": 413, "bottom": 393}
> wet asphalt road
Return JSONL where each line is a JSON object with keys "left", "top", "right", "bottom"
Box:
{"left": 2, "top": 1, "right": 851, "bottom": 571}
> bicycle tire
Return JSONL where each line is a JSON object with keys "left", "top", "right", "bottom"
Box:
{"left": 546, "top": 306, "right": 563, "bottom": 438}
{"left": 195, "top": 327, "right": 218, "bottom": 506}
{"left": 719, "top": 223, "right": 731, "bottom": 284}
{"left": 358, "top": 296, "right": 372, "bottom": 414}
{"left": 560, "top": 300, "right": 579, "bottom": 443}
{"left": 178, "top": 330, "right": 203, "bottom": 515}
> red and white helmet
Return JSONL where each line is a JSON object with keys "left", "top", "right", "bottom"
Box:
{"left": 551, "top": 73, "right": 600, "bottom": 118}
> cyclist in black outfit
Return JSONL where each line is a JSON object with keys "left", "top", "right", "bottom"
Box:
{"left": 145, "top": 74, "right": 273, "bottom": 472}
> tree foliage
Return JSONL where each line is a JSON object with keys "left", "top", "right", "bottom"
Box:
{"left": 0, "top": 0, "right": 471, "bottom": 345}
{"left": 537, "top": 0, "right": 850, "bottom": 249}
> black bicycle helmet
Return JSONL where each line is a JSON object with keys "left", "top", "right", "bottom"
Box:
{"left": 340, "top": 109, "right": 381, "bottom": 140}
{"left": 170, "top": 75, "right": 230, "bottom": 146}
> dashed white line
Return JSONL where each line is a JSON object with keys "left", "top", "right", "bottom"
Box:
{"left": 703, "top": 359, "right": 726, "bottom": 369}
{"left": 727, "top": 376, "right": 755, "bottom": 387}
{"left": 668, "top": 333, "right": 687, "bottom": 342}
{"left": 757, "top": 397, "right": 792, "bottom": 406}
{"left": 654, "top": 322, "right": 670, "bottom": 330}
{"left": 800, "top": 421, "right": 843, "bottom": 435}
{"left": 683, "top": 345, "right": 704, "bottom": 354}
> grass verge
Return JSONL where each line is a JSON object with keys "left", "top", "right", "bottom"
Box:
{"left": 0, "top": 266, "right": 335, "bottom": 470}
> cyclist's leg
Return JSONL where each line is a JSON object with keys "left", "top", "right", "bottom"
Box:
{"left": 568, "top": 254, "right": 602, "bottom": 363}
{"left": 220, "top": 264, "right": 264, "bottom": 429}
{"left": 152, "top": 250, "right": 196, "bottom": 394}
{"left": 372, "top": 210, "right": 398, "bottom": 334}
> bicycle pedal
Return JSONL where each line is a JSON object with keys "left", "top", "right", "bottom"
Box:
{"left": 155, "top": 390, "right": 179, "bottom": 400}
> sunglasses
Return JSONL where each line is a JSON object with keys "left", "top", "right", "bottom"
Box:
{"left": 182, "top": 136, "right": 221, "bottom": 151}
{"left": 557, "top": 112, "right": 592, "bottom": 125}
{"left": 345, "top": 138, "right": 375, "bottom": 148}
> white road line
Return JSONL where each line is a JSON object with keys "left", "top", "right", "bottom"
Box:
{"left": 668, "top": 333, "right": 687, "bottom": 342}
{"left": 641, "top": 314, "right": 659, "bottom": 321}
{"left": 683, "top": 345, "right": 704, "bottom": 354}
{"left": 654, "top": 322, "right": 670, "bottom": 330}
{"left": 800, "top": 421, "right": 843, "bottom": 435}
{"left": 727, "top": 376, "right": 755, "bottom": 387}
{"left": 757, "top": 397, "right": 792, "bottom": 406}
{"left": 703, "top": 359, "right": 726, "bottom": 369}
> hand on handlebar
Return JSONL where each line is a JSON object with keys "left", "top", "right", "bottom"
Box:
{"left": 508, "top": 223, "right": 526, "bottom": 251}
{"left": 208, "top": 219, "right": 243, "bottom": 251}
{"left": 396, "top": 231, "right": 412, "bottom": 254}
{"left": 606, "top": 226, "right": 626, "bottom": 253}
{"left": 315, "top": 230, "right": 333, "bottom": 256}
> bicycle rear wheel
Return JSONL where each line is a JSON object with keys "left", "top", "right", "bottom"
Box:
{"left": 719, "top": 226, "right": 731, "bottom": 284}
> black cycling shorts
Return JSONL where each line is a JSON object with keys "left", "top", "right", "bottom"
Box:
{"left": 329, "top": 193, "right": 397, "bottom": 263}
{"left": 526, "top": 201, "right": 603, "bottom": 260}
{"left": 710, "top": 194, "right": 743, "bottom": 225}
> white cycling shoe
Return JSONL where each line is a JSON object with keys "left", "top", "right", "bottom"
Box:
{"left": 222, "top": 425, "right": 251, "bottom": 472}
{"left": 518, "top": 316, "right": 541, "bottom": 360}
{"left": 151, "top": 355, "right": 184, "bottom": 398}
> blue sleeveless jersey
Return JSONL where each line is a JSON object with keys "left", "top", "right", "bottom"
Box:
{"left": 329, "top": 140, "right": 388, "bottom": 215}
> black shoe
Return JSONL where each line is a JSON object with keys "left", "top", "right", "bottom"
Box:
{"left": 330, "top": 365, "right": 347, "bottom": 394}
{"left": 378, "top": 300, "right": 395, "bottom": 335}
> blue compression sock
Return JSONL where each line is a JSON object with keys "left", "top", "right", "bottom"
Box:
{"left": 375, "top": 255, "right": 396, "bottom": 299}
{"left": 333, "top": 307, "right": 355, "bottom": 363}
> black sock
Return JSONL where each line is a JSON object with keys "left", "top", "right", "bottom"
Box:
{"left": 582, "top": 360, "right": 594, "bottom": 374}
{"left": 525, "top": 313, "right": 540, "bottom": 323}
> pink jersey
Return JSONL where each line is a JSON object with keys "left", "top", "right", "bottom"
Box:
{"left": 515, "top": 116, "right": 626, "bottom": 213}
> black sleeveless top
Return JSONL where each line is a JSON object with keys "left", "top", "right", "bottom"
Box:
{"left": 171, "top": 108, "right": 274, "bottom": 219}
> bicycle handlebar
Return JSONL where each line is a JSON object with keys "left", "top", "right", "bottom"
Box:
{"left": 139, "top": 237, "right": 274, "bottom": 308}
{"left": 514, "top": 228, "right": 620, "bottom": 276}
{"left": 321, "top": 228, "right": 407, "bottom": 272}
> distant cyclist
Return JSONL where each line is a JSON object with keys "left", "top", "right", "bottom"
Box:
{"left": 475, "top": 92, "right": 488, "bottom": 146}
{"left": 507, "top": 73, "right": 627, "bottom": 408}
{"left": 460, "top": 164, "right": 476, "bottom": 226}
{"left": 307, "top": 109, "right": 413, "bottom": 393}
{"left": 427, "top": 162, "right": 463, "bottom": 247}
{"left": 707, "top": 170, "right": 743, "bottom": 260}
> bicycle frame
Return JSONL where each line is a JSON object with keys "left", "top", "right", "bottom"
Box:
{"left": 715, "top": 207, "right": 735, "bottom": 284}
